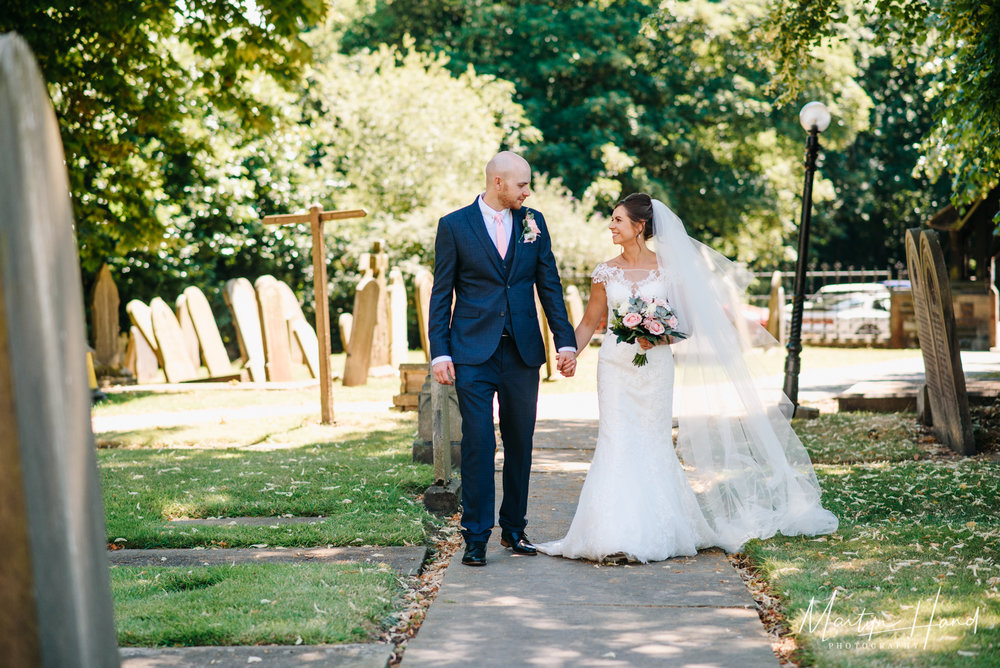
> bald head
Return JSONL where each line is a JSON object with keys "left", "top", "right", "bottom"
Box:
{"left": 483, "top": 151, "right": 532, "bottom": 211}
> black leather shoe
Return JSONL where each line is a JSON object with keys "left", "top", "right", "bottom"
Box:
{"left": 461, "top": 541, "right": 487, "bottom": 566}
{"left": 500, "top": 529, "right": 537, "bottom": 555}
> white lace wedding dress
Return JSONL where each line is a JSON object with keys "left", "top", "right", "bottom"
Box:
{"left": 537, "top": 263, "right": 717, "bottom": 563}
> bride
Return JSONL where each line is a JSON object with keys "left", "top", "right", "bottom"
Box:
{"left": 537, "top": 193, "right": 839, "bottom": 563}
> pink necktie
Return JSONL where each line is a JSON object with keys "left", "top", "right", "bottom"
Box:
{"left": 494, "top": 212, "right": 507, "bottom": 258}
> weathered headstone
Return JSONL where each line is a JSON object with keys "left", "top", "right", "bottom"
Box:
{"left": 765, "top": 270, "right": 785, "bottom": 343}
{"left": 394, "top": 362, "right": 427, "bottom": 411}
{"left": 262, "top": 205, "right": 368, "bottom": 423}
{"left": 125, "top": 324, "right": 159, "bottom": 384}
{"left": 0, "top": 33, "right": 120, "bottom": 666}
{"left": 256, "top": 281, "right": 294, "bottom": 382}
{"left": 343, "top": 278, "right": 380, "bottom": 386}
{"left": 535, "top": 288, "right": 559, "bottom": 381}
{"left": 905, "top": 229, "right": 975, "bottom": 455}
{"left": 126, "top": 299, "right": 159, "bottom": 357}
{"left": 413, "top": 367, "right": 462, "bottom": 465}
{"left": 339, "top": 312, "right": 353, "bottom": 351}
{"left": 290, "top": 318, "right": 321, "bottom": 379}
{"left": 389, "top": 268, "right": 408, "bottom": 368}
{"left": 274, "top": 280, "right": 307, "bottom": 365}
{"left": 423, "top": 372, "right": 461, "bottom": 514}
{"left": 150, "top": 297, "right": 199, "bottom": 383}
{"left": 564, "top": 284, "right": 585, "bottom": 329}
{"left": 175, "top": 293, "right": 201, "bottom": 369}
{"left": 182, "top": 286, "right": 232, "bottom": 378}
{"left": 223, "top": 278, "right": 266, "bottom": 382}
{"left": 365, "top": 241, "right": 392, "bottom": 371}
{"left": 414, "top": 269, "right": 433, "bottom": 361}
{"left": 91, "top": 263, "right": 121, "bottom": 368}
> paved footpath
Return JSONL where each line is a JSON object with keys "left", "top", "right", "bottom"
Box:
{"left": 402, "top": 417, "right": 777, "bottom": 668}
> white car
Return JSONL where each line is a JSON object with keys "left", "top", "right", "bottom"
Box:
{"left": 785, "top": 283, "right": 892, "bottom": 343}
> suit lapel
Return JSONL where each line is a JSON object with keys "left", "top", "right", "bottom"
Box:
{"left": 464, "top": 199, "right": 504, "bottom": 277}
{"left": 508, "top": 207, "right": 525, "bottom": 278}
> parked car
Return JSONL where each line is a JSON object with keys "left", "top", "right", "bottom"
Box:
{"left": 785, "top": 283, "right": 892, "bottom": 342}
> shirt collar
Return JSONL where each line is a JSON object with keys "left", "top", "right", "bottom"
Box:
{"left": 478, "top": 194, "right": 509, "bottom": 221}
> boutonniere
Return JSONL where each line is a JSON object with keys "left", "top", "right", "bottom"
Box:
{"left": 520, "top": 211, "right": 541, "bottom": 244}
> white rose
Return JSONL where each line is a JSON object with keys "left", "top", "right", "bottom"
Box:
{"left": 616, "top": 302, "right": 629, "bottom": 316}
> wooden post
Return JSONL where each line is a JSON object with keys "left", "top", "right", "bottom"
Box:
{"left": 262, "top": 206, "right": 367, "bottom": 424}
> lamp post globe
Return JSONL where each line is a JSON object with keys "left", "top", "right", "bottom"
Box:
{"left": 783, "top": 101, "right": 831, "bottom": 416}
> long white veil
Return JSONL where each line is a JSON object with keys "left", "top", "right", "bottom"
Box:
{"left": 653, "top": 199, "right": 838, "bottom": 552}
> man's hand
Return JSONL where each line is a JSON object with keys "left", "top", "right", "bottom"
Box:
{"left": 433, "top": 360, "right": 456, "bottom": 385}
{"left": 556, "top": 350, "right": 577, "bottom": 377}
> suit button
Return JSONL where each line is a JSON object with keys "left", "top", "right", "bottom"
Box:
{"left": 500, "top": 311, "right": 506, "bottom": 317}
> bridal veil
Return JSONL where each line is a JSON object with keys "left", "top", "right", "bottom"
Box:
{"left": 652, "top": 199, "right": 838, "bottom": 552}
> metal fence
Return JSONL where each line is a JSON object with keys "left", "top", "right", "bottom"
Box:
{"left": 747, "top": 263, "right": 909, "bottom": 307}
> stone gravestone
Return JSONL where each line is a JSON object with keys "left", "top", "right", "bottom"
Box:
{"left": 534, "top": 288, "right": 559, "bottom": 381}
{"left": 413, "top": 368, "right": 462, "bottom": 466}
{"left": 125, "top": 300, "right": 161, "bottom": 383}
{"left": 338, "top": 312, "right": 353, "bottom": 351}
{"left": 182, "top": 286, "right": 233, "bottom": 378}
{"left": 126, "top": 298, "right": 158, "bottom": 358}
{"left": 0, "top": 33, "right": 119, "bottom": 667}
{"left": 343, "top": 278, "right": 380, "bottom": 386}
{"left": 389, "top": 267, "right": 408, "bottom": 368}
{"left": 274, "top": 280, "right": 306, "bottom": 365}
{"left": 905, "top": 229, "right": 975, "bottom": 455}
{"left": 91, "top": 263, "right": 121, "bottom": 369}
{"left": 223, "top": 277, "right": 266, "bottom": 382}
{"left": 174, "top": 293, "right": 202, "bottom": 369}
{"left": 765, "top": 270, "right": 785, "bottom": 344}
{"left": 275, "top": 280, "right": 320, "bottom": 377}
{"left": 413, "top": 268, "right": 433, "bottom": 361}
{"left": 564, "top": 284, "right": 585, "bottom": 329}
{"left": 256, "top": 280, "right": 294, "bottom": 382}
{"left": 150, "top": 297, "right": 199, "bottom": 383}
{"left": 364, "top": 242, "right": 393, "bottom": 372}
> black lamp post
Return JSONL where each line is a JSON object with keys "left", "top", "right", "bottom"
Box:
{"left": 783, "top": 101, "right": 831, "bottom": 413}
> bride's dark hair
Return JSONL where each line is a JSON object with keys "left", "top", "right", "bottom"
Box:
{"left": 616, "top": 193, "right": 654, "bottom": 240}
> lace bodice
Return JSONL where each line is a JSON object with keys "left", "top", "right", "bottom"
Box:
{"left": 592, "top": 262, "right": 670, "bottom": 309}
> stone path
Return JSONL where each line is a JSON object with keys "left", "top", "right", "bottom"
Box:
{"left": 121, "top": 644, "right": 393, "bottom": 668}
{"left": 401, "top": 417, "right": 777, "bottom": 668}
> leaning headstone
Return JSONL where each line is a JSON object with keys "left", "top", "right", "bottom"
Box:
{"left": 150, "top": 297, "right": 199, "bottom": 383}
{"left": 765, "top": 271, "right": 785, "bottom": 343}
{"left": 339, "top": 312, "right": 353, "bottom": 351}
{"left": 365, "top": 242, "right": 392, "bottom": 370}
{"left": 182, "top": 286, "right": 232, "bottom": 378}
{"left": 343, "top": 278, "right": 379, "bottom": 386}
{"left": 565, "top": 284, "right": 585, "bottom": 328}
{"left": 414, "top": 269, "right": 433, "bottom": 361}
{"left": 535, "top": 289, "right": 559, "bottom": 381}
{"left": 0, "top": 33, "right": 119, "bottom": 666}
{"left": 224, "top": 278, "right": 266, "bottom": 382}
{"left": 126, "top": 299, "right": 158, "bottom": 357}
{"left": 389, "top": 268, "right": 408, "bottom": 368}
{"left": 905, "top": 229, "right": 975, "bottom": 455}
{"left": 257, "top": 281, "right": 295, "bottom": 382}
{"left": 413, "top": 368, "right": 462, "bottom": 465}
{"left": 175, "top": 293, "right": 201, "bottom": 369}
{"left": 274, "top": 280, "right": 307, "bottom": 365}
{"left": 125, "top": 325, "right": 159, "bottom": 384}
{"left": 91, "top": 263, "right": 121, "bottom": 368}
{"left": 290, "top": 319, "right": 321, "bottom": 379}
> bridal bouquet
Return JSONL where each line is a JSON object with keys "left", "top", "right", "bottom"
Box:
{"left": 608, "top": 296, "right": 687, "bottom": 367}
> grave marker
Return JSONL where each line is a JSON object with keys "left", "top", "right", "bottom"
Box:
{"left": 263, "top": 205, "right": 367, "bottom": 423}
{"left": 150, "top": 297, "right": 199, "bottom": 383}
{"left": 905, "top": 229, "right": 975, "bottom": 455}
{"left": 256, "top": 281, "right": 294, "bottom": 382}
{"left": 175, "top": 293, "right": 201, "bottom": 369}
{"left": 125, "top": 325, "right": 159, "bottom": 384}
{"left": 91, "top": 263, "right": 120, "bottom": 368}
{"left": 414, "top": 269, "right": 433, "bottom": 361}
{"left": 0, "top": 33, "right": 119, "bottom": 666}
{"left": 224, "top": 278, "right": 266, "bottom": 382}
{"left": 343, "top": 278, "right": 379, "bottom": 386}
{"left": 182, "top": 286, "right": 233, "bottom": 378}
{"left": 389, "top": 267, "right": 407, "bottom": 368}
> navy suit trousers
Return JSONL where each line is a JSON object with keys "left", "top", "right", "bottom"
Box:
{"left": 454, "top": 335, "right": 539, "bottom": 543}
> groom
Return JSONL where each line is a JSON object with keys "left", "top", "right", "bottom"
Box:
{"left": 429, "top": 151, "right": 577, "bottom": 567}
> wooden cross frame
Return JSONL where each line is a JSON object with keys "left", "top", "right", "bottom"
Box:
{"left": 262, "top": 205, "right": 367, "bottom": 424}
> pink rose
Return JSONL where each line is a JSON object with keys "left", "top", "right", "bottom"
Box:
{"left": 667, "top": 315, "right": 679, "bottom": 329}
{"left": 527, "top": 220, "right": 540, "bottom": 234}
{"left": 646, "top": 319, "right": 666, "bottom": 336}
{"left": 622, "top": 312, "right": 643, "bottom": 328}
{"left": 652, "top": 298, "right": 667, "bottom": 308}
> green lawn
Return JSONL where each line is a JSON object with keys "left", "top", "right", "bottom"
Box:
{"left": 747, "top": 411, "right": 1000, "bottom": 666}
{"left": 112, "top": 562, "right": 399, "bottom": 646}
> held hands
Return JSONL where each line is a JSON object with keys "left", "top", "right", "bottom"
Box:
{"left": 432, "top": 360, "right": 456, "bottom": 385}
{"left": 557, "top": 350, "right": 577, "bottom": 377}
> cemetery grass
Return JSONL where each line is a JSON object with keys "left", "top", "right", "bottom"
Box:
{"left": 112, "top": 562, "right": 399, "bottom": 646}
{"left": 100, "top": 424, "right": 437, "bottom": 548}
{"left": 744, "top": 411, "right": 1000, "bottom": 666}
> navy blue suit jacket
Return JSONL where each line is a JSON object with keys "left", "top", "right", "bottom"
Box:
{"left": 428, "top": 199, "right": 576, "bottom": 367}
